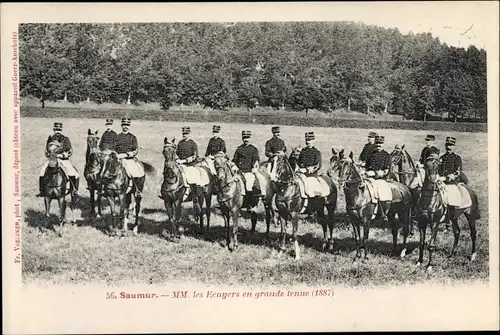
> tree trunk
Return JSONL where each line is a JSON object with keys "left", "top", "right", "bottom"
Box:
{"left": 63, "top": 93, "right": 68, "bottom": 102}
{"left": 423, "top": 113, "right": 427, "bottom": 121}
{"left": 126, "top": 93, "right": 131, "bottom": 105}
{"left": 41, "top": 98, "right": 45, "bottom": 108}
{"left": 347, "top": 98, "right": 351, "bottom": 112}
{"left": 86, "top": 97, "right": 90, "bottom": 104}
{"left": 305, "top": 108, "right": 308, "bottom": 117}
{"left": 367, "top": 105, "right": 370, "bottom": 114}
{"left": 384, "top": 102, "right": 388, "bottom": 114}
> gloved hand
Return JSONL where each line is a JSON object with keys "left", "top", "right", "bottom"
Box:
{"left": 359, "top": 162, "right": 366, "bottom": 167}
{"left": 56, "top": 153, "right": 64, "bottom": 159}
{"left": 438, "top": 176, "right": 446, "bottom": 182}
{"left": 117, "top": 153, "right": 127, "bottom": 159}
{"left": 299, "top": 168, "right": 307, "bottom": 174}
{"left": 251, "top": 168, "right": 258, "bottom": 173}
{"left": 447, "top": 174, "right": 456, "bottom": 181}
{"left": 376, "top": 170, "right": 385, "bottom": 178}
{"left": 366, "top": 170, "right": 376, "bottom": 177}
{"left": 126, "top": 151, "right": 135, "bottom": 158}
{"left": 176, "top": 159, "right": 185, "bottom": 164}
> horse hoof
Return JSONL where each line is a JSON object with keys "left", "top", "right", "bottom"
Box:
{"left": 415, "top": 261, "right": 421, "bottom": 267}
{"left": 321, "top": 243, "right": 328, "bottom": 251}
{"left": 470, "top": 253, "right": 477, "bottom": 262}
{"left": 132, "top": 226, "right": 139, "bottom": 236}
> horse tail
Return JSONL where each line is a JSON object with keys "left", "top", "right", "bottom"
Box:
{"left": 141, "top": 161, "right": 156, "bottom": 177}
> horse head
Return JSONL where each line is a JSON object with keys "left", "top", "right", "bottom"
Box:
{"left": 338, "top": 152, "right": 363, "bottom": 188}
{"left": 327, "top": 147, "right": 345, "bottom": 179}
{"left": 99, "top": 149, "right": 121, "bottom": 179}
{"left": 423, "top": 153, "right": 441, "bottom": 184}
{"left": 87, "top": 129, "right": 100, "bottom": 154}
{"left": 46, "top": 140, "right": 62, "bottom": 169}
{"left": 163, "top": 137, "right": 177, "bottom": 161}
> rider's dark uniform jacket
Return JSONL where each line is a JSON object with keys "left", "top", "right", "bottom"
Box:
{"left": 46, "top": 133, "right": 73, "bottom": 159}
{"left": 359, "top": 142, "right": 376, "bottom": 163}
{"left": 439, "top": 152, "right": 462, "bottom": 184}
{"left": 99, "top": 129, "right": 118, "bottom": 151}
{"left": 419, "top": 146, "right": 440, "bottom": 164}
{"left": 298, "top": 146, "right": 322, "bottom": 176}
{"left": 177, "top": 138, "right": 198, "bottom": 166}
{"left": 233, "top": 144, "right": 259, "bottom": 173}
{"left": 265, "top": 137, "right": 286, "bottom": 158}
{"left": 115, "top": 132, "right": 138, "bottom": 158}
{"left": 366, "top": 150, "right": 391, "bottom": 173}
{"left": 205, "top": 137, "right": 226, "bottom": 156}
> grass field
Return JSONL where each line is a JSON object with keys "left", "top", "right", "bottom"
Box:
{"left": 21, "top": 117, "right": 490, "bottom": 287}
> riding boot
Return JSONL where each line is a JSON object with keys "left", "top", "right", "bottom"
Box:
{"left": 70, "top": 177, "right": 79, "bottom": 196}
{"left": 36, "top": 176, "right": 46, "bottom": 197}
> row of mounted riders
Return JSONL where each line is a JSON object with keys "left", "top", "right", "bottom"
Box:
{"left": 38, "top": 121, "right": 480, "bottom": 269}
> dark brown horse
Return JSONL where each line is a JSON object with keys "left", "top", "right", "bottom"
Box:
{"left": 337, "top": 152, "right": 412, "bottom": 261}
{"left": 42, "top": 141, "right": 77, "bottom": 236}
{"left": 212, "top": 153, "right": 245, "bottom": 251}
{"left": 99, "top": 149, "right": 155, "bottom": 236}
{"left": 415, "top": 155, "right": 479, "bottom": 272}
{"left": 84, "top": 130, "right": 103, "bottom": 221}
{"left": 274, "top": 153, "right": 338, "bottom": 259}
{"left": 160, "top": 138, "right": 215, "bottom": 239}
{"left": 390, "top": 144, "right": 424, "bottom": 236}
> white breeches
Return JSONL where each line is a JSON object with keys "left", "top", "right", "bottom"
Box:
{"left": 39, "top": 159, "right": 79, "bottom": 178}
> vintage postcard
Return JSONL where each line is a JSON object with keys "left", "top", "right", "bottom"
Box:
{"left": 2, "top": 2, "right": 499, "bottom": 333}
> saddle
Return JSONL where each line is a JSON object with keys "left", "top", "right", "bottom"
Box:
{"left": 297, "top": 174, "right": 330, "bottom": 198}
{"left": 439, "top": 183, "right": 472, "bottom": 209}
{"left": 181, "top": 165, "right": 210, "bottom": 186}
{"left": 364, "top": 178, "right": 393, "bottom": 204}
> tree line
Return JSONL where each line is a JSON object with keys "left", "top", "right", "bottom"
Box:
{"left": 19, "top": 22, "right": 487, "bottom": 121}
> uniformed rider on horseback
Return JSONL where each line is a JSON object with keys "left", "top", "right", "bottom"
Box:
{"left": 297, "top": 132, "right": 322, "bottom": 177}
{"left": 358, "top": 131, "right": 377, "bottom": 167}
{"left": 204, "top": 125, "right": 226, "bottom": 174}
{"left": 114, "top": 117, "right": 144, "bottom": 197}
{"left": 418, "top": 134, "right": 440, "bottom": 166}
{"left": 37, "top": 122, "right": 80, "bottom": 197}
{"left": 176, "top": 126, "right": 199, "bottom": 199}
{"left": 232, "top": 130, "right": 262, "bottom": 212}
{"left": 99, "top": 118, "right": 118, "bottom": 151}
{"left": 265, "top": 126, "right": 287, "bottom": 180}
{"left": 365, "top": 135, "right": 392, "bottom": 224}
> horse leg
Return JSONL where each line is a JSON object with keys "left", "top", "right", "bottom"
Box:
{"left": 133, "top": 191, "right": 142, "bottom": 236}
{"left": 426, "top": 217, "right": 440, "bottom": 272}
{"left": 89, "top": 187, "right": 96, "bottom": 219}
{"left": 327, "top": 205, "right": 336, "bottom": 251}
{"left": 44, "top": 196, "right": 51, "bottom": 228}
{"left": 70, "top": 191, "right": 77, "bottom": 224}
{"left": 416, "top": 221, "right": 427, "bottom": 266}
{"left": 205, "top": 193, "right": 212, "bottom": 231}
{"left": 107, "top": 196, "right": 116, "bottom": 236}
{"left": 389, "top": 211, "right": 398, "bottom": 257}
{"left": 57, "top": 197, "right": 66, "bottom": 237}
{"left": 96, "top": 191, "right": 103, "bottom": 218}
{"left": 119, "top": 193, "right": 128, "bottom": 237}
{"left": 399, "top": 208, "right": 410, "bottom": 259}
{"left": 197, "top": 192, "right": 204, "bottom": 230}
{"left": 351, "top": 216, "right": 362, "bottom": 261}
{"left": 175, "top": 199, "right": 183, "bottom": 238}
{"left": 448, "top": 217, "right": 460, "bottom": 258}
{"left": 360, "top": 217, "right": 370, "bottom": 261}
{"left": 464, "top": 212, "right": 477, "bottom": 261}
{"left": 264, "top": 204, "right": 272, "bottom": 240}
{"left": 230, "top": 211, "right": 240, "bottom": 251}
{"left": 278, "top": 213, "right": 287, "bottom": 257}
{"left": 318, "top": 207, "right": 328, "bottom": 251}
{"left": 250, "top": 207, "right": 257, "bottom": 235}
{"left": 291, "top": 212, "right": 300, "bottom": 260}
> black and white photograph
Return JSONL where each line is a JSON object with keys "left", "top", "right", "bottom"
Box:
{"left": 3, "top": 2, "right": 499, "bottom": 333}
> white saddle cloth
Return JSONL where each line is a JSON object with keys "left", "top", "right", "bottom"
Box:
{"left": 182, "top": 165, "right": 210, "bottom": 186}
{"left": 297, "top": 174, "right": 330, "bottom": 198}
{"left": 121, "top": 158, "right": 145, "bottom": 178}
{"left": 366, "top": 178, "right": 393, "bottom": 203}
{"left": 442, "top": 184, "right": 472, "bottom": 208}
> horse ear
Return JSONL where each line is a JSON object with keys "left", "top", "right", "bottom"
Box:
{"left": 172, "top": 137, "right": 176, "bottom": 144}
{"left": 349, "top": 151, "right": 354, "bottom": 161}
{"left": 402, "top": 144, "right": 405, "bottom": 150}
{"left": 164, "top": 137, "right": 168, "bottom": 145}
{"left": 331, "top": 148, "right": 336, "bottom": 155}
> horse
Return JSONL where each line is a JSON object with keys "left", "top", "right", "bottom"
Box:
{"left": 84, "top": 130, "right": 103, "bottom": 221}
{"left": 274, "top": 153, "right": 338, "bottom": 259}
{"left": 212, "top": 153, "right": 245, "bottom": 251}
{"left": 390, "top": 144, "right": 425, "bottom": 236}
{"left": 99, "top": 149, "right": 155, "bottom": 236}
{"left": 415, "top": 154, "right": 480, "bottom": 272}
{"left": 336, "top": 152, "right": 412, "bottom": 261}
{"left": 159, "top": 138, "right": 215, "bottom": 239}
{"left": 41, "top": 140, "right": 77, "bottom": 236}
